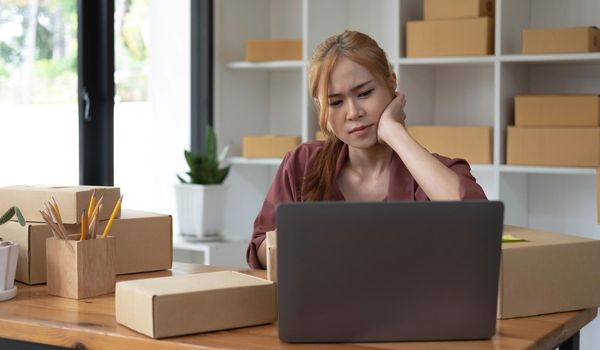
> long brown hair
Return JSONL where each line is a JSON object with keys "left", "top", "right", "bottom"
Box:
{"left": 303, "top": 30, "right": 396, "bottom": 201}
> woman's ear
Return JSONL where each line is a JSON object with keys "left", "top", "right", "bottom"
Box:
{"left": 313, "top": 97, "right": 320, "bottom": 111}
{"left": 389, "top": 73, "right": 397, "bottom": 91}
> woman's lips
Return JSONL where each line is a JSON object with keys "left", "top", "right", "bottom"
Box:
{"left": 350, "top": 124, "right": 372, "bottom": 134}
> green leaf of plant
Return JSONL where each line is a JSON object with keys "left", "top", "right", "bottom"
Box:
{"left": 205, "top": 127, "right": 214, "bottom": 159}
{"left": 218, "top": 145, "right": 229, "bottom": 163}
{"left": 14, "top": 207, "right": 25, "bottom": 226}
{"left": 180, "top": 127, "right": 230, "bottom": 185}
{"left": 176, "top": 174, "right": 189, "bottom": 184}
{"left": 0, "top": 207, "right": 16, "bottom": 225}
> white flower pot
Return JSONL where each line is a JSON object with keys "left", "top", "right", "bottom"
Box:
{"left": 174, "top": 183, "right": 227, "bottom": 240}
{"left": 0, "top": 241, "right": 19, "bottom": 301}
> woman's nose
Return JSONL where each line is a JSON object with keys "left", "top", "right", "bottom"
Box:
{"left": 346, "top": 98, "right": 362, "bottom": 120}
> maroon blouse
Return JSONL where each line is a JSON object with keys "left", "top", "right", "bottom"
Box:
{"left": 246, "top": 141, "right": 487, "bottom": 269}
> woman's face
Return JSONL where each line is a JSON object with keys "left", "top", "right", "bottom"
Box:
{"left": 325, "top": 56, "right": 393, "bottom": 149}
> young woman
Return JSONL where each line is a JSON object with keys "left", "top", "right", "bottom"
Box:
{"left": 247, "top": 30, "right": 487, "bottom": 269}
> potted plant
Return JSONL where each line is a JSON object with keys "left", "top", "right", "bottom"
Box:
{"left": 175, "top": 126, "right": 230, "bottom": 240}
{"left": 0, "top": 206, "right": 25, "bottom": 301}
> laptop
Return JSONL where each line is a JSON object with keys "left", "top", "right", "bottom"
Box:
{"left": 276, "top": 201, "right": 504, "bottom": 343}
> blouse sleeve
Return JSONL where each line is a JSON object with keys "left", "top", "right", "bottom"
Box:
{"left": 415, "top": 155, "right": 487, "bottom": 201}
{"left": 246, "top": 152, "right": 300, "bottom": 269}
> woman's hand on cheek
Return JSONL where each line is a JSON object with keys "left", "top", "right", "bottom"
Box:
{"left": 377, "top": 91, "right": 407, "bottom": 145}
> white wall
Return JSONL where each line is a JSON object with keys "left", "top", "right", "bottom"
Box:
{"left": 115, "top": 0, "right": 190, "bottom": 233}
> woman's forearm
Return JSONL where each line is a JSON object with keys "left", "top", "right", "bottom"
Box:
{"left": 257, "top": 238, "right": 268, "bottom": 269}
{"left": 385, "top": 122, "right": 461, "bottom": 200}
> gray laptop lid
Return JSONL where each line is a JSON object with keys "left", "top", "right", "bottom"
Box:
{"left": 276, "top": 201, "right": 504, "bottom": 343}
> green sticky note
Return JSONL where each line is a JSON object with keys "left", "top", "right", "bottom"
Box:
{"left": 502, "top": 234, "right": 528, "bottom": 243}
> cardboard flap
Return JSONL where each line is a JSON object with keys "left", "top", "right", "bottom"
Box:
{"left": 116, "top": 271, "right": 273, "bottom": 297}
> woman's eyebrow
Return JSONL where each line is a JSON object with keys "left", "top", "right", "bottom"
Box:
{"left": 328, "top": 80, "right": 374, "bottom": 98}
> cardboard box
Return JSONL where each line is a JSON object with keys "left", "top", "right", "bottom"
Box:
{"left": 266, "top": 231, "right": 277, "bottom": 283}
{"left": 515, "top": 95, "right": 600, "bottom": 127}
{"left": 0, "top": 185, "right": 120, "bottom": 224}
{"left": 315, "top": 130, "right": 327, "bottom": 141}
{"left": 115, "top": 271, "right": 277, "bottom": 338}
{"left": 406, "top": 125, "right": 493, "bottom": 164}
{"left": 242, "top": 135, "right": 301, "bottom": 158}
{"left": 245, "top": 39, "right": 302, "bottom": 62}
{"left": 522, "top": 26, "right": 600, "bottom": 54}
{"left": 597, "top": 170, "right": 600, "bottom": 224}
{"left": 0, "top": 210, "right": 172, "bottom": 284}
{"left": 506, "top": 126, "right": 600, "bottom": 167}
{"left": 424, "top": 0, "right": 494, "bottom": 20}
{"left": 46, "top": 236, "right": 116, "bottom": 299}
{"left": 406, "top": 17, "right": 494, "bottom": 57}
{"left": 498, "top": 225, "right": 600, "bottom": 319}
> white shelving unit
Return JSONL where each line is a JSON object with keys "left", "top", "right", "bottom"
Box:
{"left": 172, "top": 235, "right": 249, "bottom": 268}
{"left": 214, "top": 1, "right": 600, "bottom": 344}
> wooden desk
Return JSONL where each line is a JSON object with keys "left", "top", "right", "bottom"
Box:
{"left": 0, "top": 262, "right": 595, "bottom": 350}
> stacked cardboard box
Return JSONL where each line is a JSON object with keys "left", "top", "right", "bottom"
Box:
{"left": 406, "top": 0, "right": 494, "bottom": 57}
{"left": 507, "top": 95, "right": 600, "bottom": 166}
{"left": 0, "top": 186, "right": 172, "bottom": 284}
{"left": 522, "top": 27, "right": 600, "bottom": 54}
{"left": 245, "top": 39, "right": 302, "bottom": 62}
{"left": 407, "top": 125, "right": 493, "bottom": 164}
{"left": 116, "top": 271, "right": 277, "bottom": 338}
{"left": 242, "top": 135, "right": 301, "bottom": 158}
{"left": 498, "top": 225, "right": 600, "bottom": 319}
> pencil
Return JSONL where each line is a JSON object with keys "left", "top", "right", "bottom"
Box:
{"left": 87, "top": 190, "right": 96, "bottom": 221}
{"left": 81, "top": 209, "right": 87, "bottom": 241}
{"left": 101, "top": 194, "right": 123, "bottom": 239}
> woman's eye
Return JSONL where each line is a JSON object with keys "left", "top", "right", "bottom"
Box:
{"left": 358, "top": 89, "right": 374, "bottom": 98}
{"left": 328, "top": 100, "right": 342, "bottom": 107}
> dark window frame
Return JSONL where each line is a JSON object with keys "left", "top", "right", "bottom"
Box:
{"left": 77, "top": 0, "right": 213, "bottom": 184}
{"left": 77, "top": 0, "right": 115, "bottom": 186}
{"left": 191, "top": 0, "right": 214, "bottom": 154}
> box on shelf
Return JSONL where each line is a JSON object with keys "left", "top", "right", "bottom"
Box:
{"left": 498, "top": 225, "right": 600, "bottom": 319}
{"left": 406, "top": 125, "right": 493, "bottom": 164}
{"left": 116, "top": 271, "right": 277, "bottom": 338}
{"left": 242, "top": 135, "right": 301, "bottom": 158}
{"left": 315, "top": 131, "right": 327, "bottom": 141}
{"left": 522, "top": 26, "right": 600, "bottom": 54}
{"left": 46, "top": 235, "right": 116, "bottom": 300}
{"left": 506, "top": 126, "right": 600, "bottom": 167}
{"left": 406, "top": 17, "right": 494, "bottom": 57}
{"left": 424, "top": 0, "right": 494, "bottom": 20}
{"left": 0, "top": 210, "right": 172, "bottom": 285}
{"left": 515, "top": 95, "right": 600, "bottom": 127}
{"left": 0, "top": 185, "right": 120, "bottom": 224}
{"left": 244, "top": 39, "right": 302, "bottom": 62}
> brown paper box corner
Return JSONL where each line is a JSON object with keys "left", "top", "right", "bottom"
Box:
{"left": 498, "top": 225, "right": 600, "bottom": 319}
{"left": 242, "top": 135, "right": 301, "bottom": 158}
{"left": 0, "top": 185, "right": 121, "bottom": 224}
{"left": 507, "top": 126, "right": 600, "bottom": 167}
{"left": 406, "top": 17, "right": 494, "bottom": 57}
{"left": 407, "top": 125, "right": 492, "bottom": 164}
{"left": 0, "top": 209, "right": 172, "bottom": 285}
{"left": 115, "top": 271, "right": 277, "bottom": 338}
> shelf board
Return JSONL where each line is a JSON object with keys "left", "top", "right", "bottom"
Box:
{"left": 500, "top": 53, "right": 600, "bottom": 64}
{"left": 173, "top": 234, "right": 249, "bottom": 252}
{"left": 397, "top": 56, "right": 495, "bottom": 66}
{"left": 227, "top": 157, "right": 283, "bottom": 166}
{"left": 226, "top": 60, "right": 305, "bottom": 70}
{"left": 499, "top": 165, "right": 597, "bottom": 175}
{"left": 470, "top": 164, "right": 496, "bottom": 172}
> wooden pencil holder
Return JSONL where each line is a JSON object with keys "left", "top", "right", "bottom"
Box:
{"left": 46, "top": 235, "right": 116, "bottom": 299}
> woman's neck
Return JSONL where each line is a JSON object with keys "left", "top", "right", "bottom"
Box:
{"left": 346, "top": 143, "right": 393, "bottom": 177}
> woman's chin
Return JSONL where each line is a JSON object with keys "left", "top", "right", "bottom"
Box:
{"left": 346, "top": 136, "right": 379, "bottom": 150}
